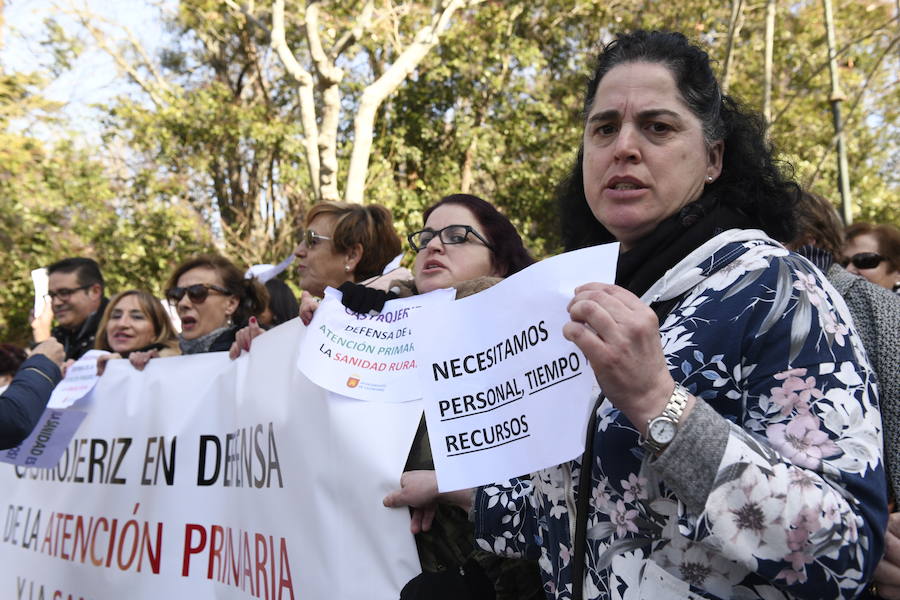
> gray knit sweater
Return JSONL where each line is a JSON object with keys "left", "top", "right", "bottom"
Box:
{"left": 828, "top": 263, "right": 900, "bottom": 498}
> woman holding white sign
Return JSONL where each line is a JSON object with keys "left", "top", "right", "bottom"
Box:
{"left": 385, "top": 31, "right": 887, "bottom": 600}
{"left": 294, "top": 193, "right": 542, "bottom": 599}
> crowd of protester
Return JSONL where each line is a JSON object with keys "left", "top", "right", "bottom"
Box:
{"left": 3, "top": 28, "right": 900, "bottom": 600}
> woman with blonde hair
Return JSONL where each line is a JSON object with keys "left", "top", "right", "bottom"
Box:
{"left": 94, "top": 289, "right": 180, "bottom": 375}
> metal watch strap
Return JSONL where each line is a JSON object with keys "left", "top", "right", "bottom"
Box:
{"left": 641, "top": 382, "right": 690, "bottom": 454}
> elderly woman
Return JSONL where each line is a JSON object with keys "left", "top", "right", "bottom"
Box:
{"left": 386, "top": 31, "right": 886, "bottom": 599}
{"left": 249, "top": 194, "right": 542, "bottom": 598}
{"left": 94, "top": 290, "right": 180, "bottom": 375}
{"left": 295, "top": 201, "right": 404, "bottom": 297}
{"left": 230, "top": 202, "right": 404, "bottom": 357}
{"left": 843, "top": 222, "right": 900, "bottom": 295}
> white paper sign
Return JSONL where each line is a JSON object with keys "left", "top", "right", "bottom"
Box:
{"left": 297, "top": 286, "right": 454, "bottom": 402}
{"left": 31, "top": 268, "right": 49, "bottom": 321}
{"left": 0, "top": 351, "right": 106, "bottom": 468}
{"left": 0, "top": 408, "right": 88, "bottom": 468}
{"left": 410, "top": 244, "right": 619, "bottom": 491}
{"left": 48, "top": 349, "right": 107, "bottom": 408}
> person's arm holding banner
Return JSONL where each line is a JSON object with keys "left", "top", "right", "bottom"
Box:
{"left": 0, "top": 338, "right": 64, "bottom": 449}
{"left": 383, "top": 470, "right": 475, "bottom": 534}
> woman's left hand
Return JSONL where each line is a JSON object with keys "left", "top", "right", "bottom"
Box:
{"left": 872, "top": 512, "right": 900, "bottom": 599}
{"left": 563, "top": 282, "right": 687, "bottom": 435}
{"left": 96, "top": 353, "right": 122, "bottom": 376}
{"left": 129, "top": 350, "right": 159, "bottom": 371}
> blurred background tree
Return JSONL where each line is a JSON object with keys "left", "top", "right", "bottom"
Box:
{"left": 1, "top": 0, "right": 897, "bottom": 344}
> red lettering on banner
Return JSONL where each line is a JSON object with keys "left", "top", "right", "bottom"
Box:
{"left": 182, "top": 523, "right": 207, "bottom": 576}
{"left": 181, "top": 523, "right": 295, "bottom": 599}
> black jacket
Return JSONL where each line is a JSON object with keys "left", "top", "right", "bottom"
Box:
{"left": 51, "top": 296, "right": 109, "bottom": 361}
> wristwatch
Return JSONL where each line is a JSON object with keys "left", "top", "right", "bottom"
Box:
{"left": 641, "top": 383, "right": 690, "bottom": 455}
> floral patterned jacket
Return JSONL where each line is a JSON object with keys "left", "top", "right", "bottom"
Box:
{"left": 472, "top": 230, "right": 888, "bottom": 599}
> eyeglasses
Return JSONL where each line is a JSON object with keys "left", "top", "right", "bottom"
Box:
{"left": 407, "top": 225, "right": 494, "bottom": 253}
{"left": 46, "top": 284, "right": 92, "bottom": 301}
{"left": 840, "top": 252, "right": 886, "bottom": 270}
{"left": 299, "top": 230, "right": 332, "bottom": 248}
{"left": 165, "top": 283, "right": 231, "bottom": 304}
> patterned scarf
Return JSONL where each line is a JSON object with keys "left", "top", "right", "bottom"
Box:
{"left": 178, "top": 325, "right": 231, "bottom": 355}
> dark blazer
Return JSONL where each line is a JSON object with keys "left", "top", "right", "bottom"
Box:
{"left": 0, "top": 354, "right": 62, "bottom": 450}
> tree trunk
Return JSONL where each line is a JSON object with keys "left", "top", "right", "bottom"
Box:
{"left": 763, "top": 0, "right": 776, "bottom": 126}
{"left": 822, "top": 0, "right": 853, "bottom": 224}
{"left": 344, "top": 0, "right": 471, "bottom": 204}
{"left": 721, "top": 0, "right": 745, "bottom": 95}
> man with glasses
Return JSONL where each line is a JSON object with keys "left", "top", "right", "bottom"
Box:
{"left": 47, "top": 257, "right": 109, "bottom": 360}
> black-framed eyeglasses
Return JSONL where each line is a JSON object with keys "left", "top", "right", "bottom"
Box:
{"left": 46, "top": 284, "right": 92, "bottom": 301}
{"left": 165, "top": 283, "right": 231, "bottom": 304}
{"left": 299, "top": 229, "right": 332, "bottom": 248}
{"left": 407, "top": 225, "right": 494, "bottom": 253}
{"left": 840, "top": 252, "right": 886, "bottom": 270}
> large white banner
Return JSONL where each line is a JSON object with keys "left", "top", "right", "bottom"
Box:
{"left": 1, "top": 320, "right": 423, "bottom": 599}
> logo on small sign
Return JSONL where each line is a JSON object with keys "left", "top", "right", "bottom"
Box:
{"left": 346, "top": 377, "right": 360, "bottom": 388}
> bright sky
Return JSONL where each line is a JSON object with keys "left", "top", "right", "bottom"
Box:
{"left": 2, "top": 0, "right": 171, "bottom": 141}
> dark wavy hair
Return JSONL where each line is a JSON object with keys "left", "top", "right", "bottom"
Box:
{"left": 559, "top": 30, "right": 799, "bottom": 251}
{"left": 165, "top": 254, "right": 269, "bottom": 328}
{"left": 422, "top": 194, "right": 535, "bottom": 277}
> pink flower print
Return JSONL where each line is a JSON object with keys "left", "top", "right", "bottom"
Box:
{"left": 608, "top": 499, "right": 639, "bottom": 537}
{"left": 793, "top": 272, "right": 826, "bottom": 307}
{"left": 621, "top": 473, "right": 648, "bottom": 503}
{"left": 558, "top": 543, "right": 571, "bottom": 568}
{"left": 767, "top": 413, "right": 840, "bottom": 469}
{"left": 821, "top": 310, "right": 849, "bottom": 347}
{"left": 591, "top": 481, "right": 611, "bottom": 511}
{"left": 777, "top": 565, "right": 809, "bottom": 585}
{"left": 770, "top": 370, "right": 824, "bottom": 416}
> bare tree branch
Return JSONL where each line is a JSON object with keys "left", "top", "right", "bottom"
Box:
{"left": 330, "top": 0, "right": 376, "bottom": 60}
{"left": 345, "top": 0, "right": 481, "bottom": 203}
{"left": 271, "top": 0, "right": 321, "bottom": 200}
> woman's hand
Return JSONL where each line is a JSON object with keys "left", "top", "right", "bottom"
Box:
{"left": 129, "top": 350, "right": 159, "bottom": 371}
{"left": 61, "top": 358, "right": 75, "bottom": 378}
{"left": 563, "top": 282, "right": 691, "bottom": 435}
{"left": 96, "top": 353, "right": 122, "bottom": 376}
{"left": 228, "top": 317, "right": 264, "bottom": 359}
{"left": 872, "top": 512, "right": 900, "bottom": 598}
{"left": 31, "top": 338, "right": 64, "bottom": 367}
{"left": 299, "top": 291, "right": 320, "bottom": 326}
{"left": 383, "top": 470, "right": 475, "bottom": 534}
{"left": 360, "top": 266, "right": 412, "bottom": 291}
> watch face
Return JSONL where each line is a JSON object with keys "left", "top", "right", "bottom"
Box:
{"left": 649, "top": 418, "right": 676, "bottom": 444}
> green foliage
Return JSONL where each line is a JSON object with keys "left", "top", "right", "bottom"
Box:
{"left": 2, "top": 0, "right": 897, "bottom": 346}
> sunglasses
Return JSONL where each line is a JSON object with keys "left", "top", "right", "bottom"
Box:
{"left": 407, "top": 224, "right": 494, "bottom": 253}
{"left": 840, "top": 252, "right": 886, "bottom": 270}
{"left": 165, "top": 283, "right": 231, "bottom": 304}
{"left": 299, "top": 230, "right": 332, "bottom": 247}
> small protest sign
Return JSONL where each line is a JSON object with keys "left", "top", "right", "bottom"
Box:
{"left": 297, "top": 286, "right": 455, "bottom": 402}
{"left": 408, "top": 244, "right": 619, "bottom": 491}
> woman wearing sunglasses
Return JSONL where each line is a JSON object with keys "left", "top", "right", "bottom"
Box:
{"left": 159, "top": 254, "right": 268, "bottom": 355}
{"left": 94, "top": 290, "right": 180, "bottom": 375}
{"left": 294, "top": 201, "right": 403, "bottom": 298}
{"left": 230, "top": 201, "right": 405, "bottom": 358}
{"left": 843, "top": 222, "right": 900, "bottom": 294}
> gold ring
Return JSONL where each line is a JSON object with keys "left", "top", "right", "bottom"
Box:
{"left": 869, "top": 582, "right": 879, "bottom": 598}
